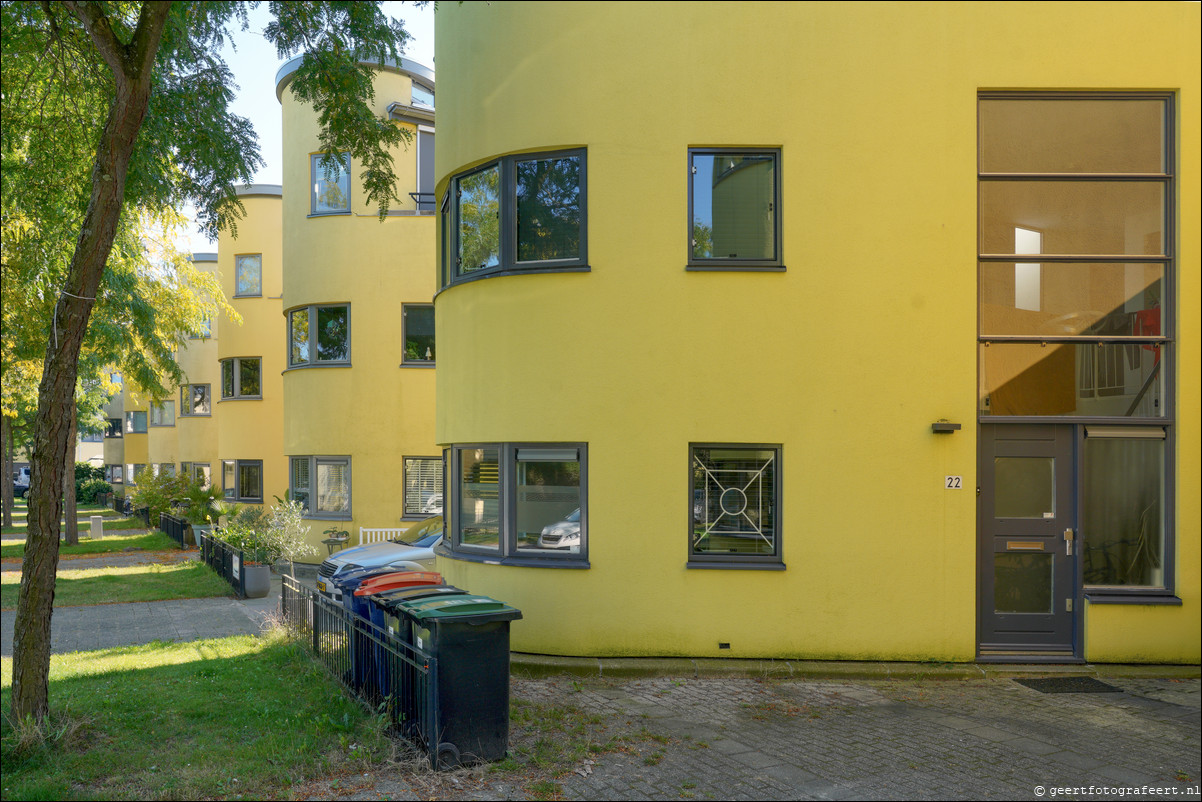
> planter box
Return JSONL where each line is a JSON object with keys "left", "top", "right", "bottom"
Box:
{"left": 243, "top": 563, "right": 272, "bottom": 598}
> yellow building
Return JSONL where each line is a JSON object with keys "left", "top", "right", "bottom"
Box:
{"left": 175, "top": 252, "right": 221, "bottom": 487}
{"left": 276, "top": 56, "right": 441, "bottom": 550}
{"left": 432, "top": 2, "right": 1200, "bottom": 664}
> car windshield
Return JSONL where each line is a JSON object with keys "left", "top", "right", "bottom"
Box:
{"left": 566, "top": 508, "right": 580, "bottom": 522}
{"left": 389, "top": 515, "right": 443, "bottom": 546}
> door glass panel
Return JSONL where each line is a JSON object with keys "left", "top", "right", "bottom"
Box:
{"left": 994, "top": 457, "right": 1054, "bottom": 519}
{"left": 994, "top": 553, "right": 1054, "bottom": 613}
{"left": 1083, "top": 436, "right": 1164, "bottom": 587}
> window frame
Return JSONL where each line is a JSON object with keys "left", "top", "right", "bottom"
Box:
{"left": 180, "top": 384, "right": 212, "bottom": 417}
{"left": 222, "top": 459, "right": 263, "bottom": 503}
{"left": 233, "top": 253, "right": 263, "bottom": 298}
{"left": 219, "top": 357, "right": 262, "bottom": 400}
{"left": 688, "top": 443, "right": 784, "bottom": 569}
{"left": 310, "top": 151, "right": 351, "bottom": 216}
{"left": 149, "top": 401, "right": 175, "bottom": 427}
{"left": 124, "top": 410, "right": 147, "bottom": 434}
{"left": 105, "top": 418, "right": 123, "bottom": 439}
{"left": 286, "top": 304, "right": 351, "bottom": 368}
{"left": 401, "top": 304, "right": 435, "bottom": 367}
{"left": 289, "top": 455, "right": 352, "bottom": 520}
{"left": 403, "top": 455, "right": 444, "bottom": 519}
{"left": 106, "top": 464, "right": 123, "bottom": 484}
{"left": 445, "top": 148, "right": 589, "bottom": 287}
{"left": 686, "top": 147, "right": 784, "bottom": 271}
{"left": 443, "top": 442, "right": 588, "bottom": 567}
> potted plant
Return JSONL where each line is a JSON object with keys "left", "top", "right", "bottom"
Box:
{"left": 213, "top": 501, "right": 316, "bottom": 598}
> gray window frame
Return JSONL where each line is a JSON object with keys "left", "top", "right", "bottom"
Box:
{"left": 403, "top": 455, "right": 444, "bottom": 518}
{"left": 289, "top": 455, "right": 352, "bottom": 520}
{"left": 222, "top": 459, "right": 263, "bottom": 503}
{"left": 310, "top": 152, "right": 351, "bottom": 216}
{"left": 220, "top": 357, "right": 262, "bottom": 399}
{"left": 688, "top": 443, "right": 784, "bottom": 570}
{"left": 124, "top": 410, "right": 147, "bottom": 434}
{"left": 233, "top": 253, "right": 263, "bottom": 298}
{"left": 105, "top": 418, "right": 122, "bottom": 438}
{"left": 445, "top": 148, "right": 589, "bottom": 287}
{"left": 443, "top": 442, "right": 588, "bottom": 567}
{"left": 687, "top": 147, "right": 784, "bottom": 271}
{"left": 180, "top": 383, "right": 212, "bottom": 416}
{"left": 149, "top": 401, "right": 175, "bottom": 427}
{"left": 401, "top": 304, "right": 435, "bottom": 367}
{"left": 286, "top": 303, "right": 352, "bottom": 368}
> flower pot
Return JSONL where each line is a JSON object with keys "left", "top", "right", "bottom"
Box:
{"left": 189, "top": 524, "right": 213, "bottom": 548}
{"left": 243, "top": 563, "right": 272, "bottom": 599}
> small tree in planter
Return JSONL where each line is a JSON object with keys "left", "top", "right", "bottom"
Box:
{"left": 213, "top": 501, "right": 316, "bottom": 597}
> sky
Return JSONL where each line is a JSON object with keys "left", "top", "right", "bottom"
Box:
{"left": 185, "top": 2, "right": 435, "bottom": 252}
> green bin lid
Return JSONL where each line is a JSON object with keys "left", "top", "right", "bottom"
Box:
{"left": 396, "top": 594, "right": 522, "bottom": 624}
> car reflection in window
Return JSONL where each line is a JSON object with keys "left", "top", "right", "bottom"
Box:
{"left": 538, "top": 508, "right": 581, "bottom": 550}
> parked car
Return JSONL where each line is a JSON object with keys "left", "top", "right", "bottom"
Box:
{"left": 13, "top": 467, "right": 30, "bottom": 499}
{"left": 538, "top": 508, "right": 581, "bottom": 550}
{"left": 315, "top": 515, "right": 443, "bottom": 602}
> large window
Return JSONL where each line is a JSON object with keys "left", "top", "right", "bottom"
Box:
{"left": 124, "top": 411, "right": 147, "bottom": 433}
{"left": 978, "top": 93, "right": 1174, "bottom": 599}
{"left": 290, "top": 456, "right": 350, "bottom": 517}
{"left": 447, "top": 149, "right": 587, "bottom": 285}
{"left": 404, "top": 456, "right": 444, "bottom": 517}
{"left": 402, "top": 305, "right": 435, "bottom": 365}
{"left": 448, "top": 444, "right": 586, "bottom": 564}
{"left": 220, "top": 357, "right": 261, "bottom": 399}
{"left": 690, "top": 445, "right": 782, "bottom": 568}
{"left": 222, "top": 459, "right": 262, "bottom": 503}
{"left": 105, "top": 418, "right": 122, "bottom": 438}
{"left": 288, "top": 305, "right": 350, "bottom": 367}
{"left": 311, "top": 152, "right": 350, "bottom": 214}
{"left": 149, "top": 401, "right": 174, "bottom": 427}
{"left": 180, "top": 384, "right": 211, "bottom": 416}
{"left": 688, "top": 148, "right": 782, "bottom": 269}
{"left": 234, "top": 254, "right": 262, "bottom": 297}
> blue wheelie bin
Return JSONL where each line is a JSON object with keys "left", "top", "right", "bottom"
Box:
{"left": 330, "top": 566, "right": 412, "bottom": 693}
{"left": 365, "top": 585, "right": 470, "bottom": 700}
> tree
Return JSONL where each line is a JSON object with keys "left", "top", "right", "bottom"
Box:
{"left": 2, "top": 0, "right": 412, "bottom": 723}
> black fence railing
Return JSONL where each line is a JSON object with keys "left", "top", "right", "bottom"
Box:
{"left": 200, "top": 532, "right": 247, "bottom": 598}
{"left": 280, "top": 576, "right": 442, "bottom": 766}
{"left": 158, "top": 512, "right": 189, "bottom": 549}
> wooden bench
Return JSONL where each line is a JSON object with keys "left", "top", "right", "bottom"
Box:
{"left": 358, "top": 527, "right": 408, "bottom": 545}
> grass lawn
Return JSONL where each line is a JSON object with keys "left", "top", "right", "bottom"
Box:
{"left": 1, "top": 531, "right": 179, "bottom": 561}
{"left": 2, "top": 499, "right": 132, "bottom": 536}
{"left": 0, "top": 562, "right": 231, "bottom": 610}
{"left": 1, "top": 633, "right": 398, "bottom": 800}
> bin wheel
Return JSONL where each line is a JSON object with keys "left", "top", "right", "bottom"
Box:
{"left": 435, "top": 743, "right": 461, "bottom": 770}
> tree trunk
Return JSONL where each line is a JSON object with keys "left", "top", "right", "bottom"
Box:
{"left": 11, "top": 0, "right": 170, "bottom": 723}
{"left": 64, "top": 403, "right": 78, "bottom": 547}
{"left": 2, "top": 416, "right": 12, "bottom": 528}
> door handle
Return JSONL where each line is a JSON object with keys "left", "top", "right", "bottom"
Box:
{"left": 1063, "top": 528, "right": 1074, "bottom": 556}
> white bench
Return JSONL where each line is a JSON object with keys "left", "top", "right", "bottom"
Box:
{"left": 358, "top": 527, "right": 408, "bottom": 545}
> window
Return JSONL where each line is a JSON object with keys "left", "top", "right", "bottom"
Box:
{"left": 290, "top": 456, "right": 351, "bottom": 517}
{"left": 220, "top": 358, "right": 261, "bottom": 399}
{"left": 447, "top": 149, "right": 587, "bottom": 285}
{"left": 181, "top": 462, "right": 211, "bottom": 487}
{"left": 105, "top": 418, "right": 122, "bottom": 439}
{"left": 222, "top": 459, "right": 262, "bottom": 503}
{"left": 402, "top": 305, "right": 435, "bottom": 365}
{"left": 404, "top": 456, "right": 444, "bottom": 517}
{"left": 149, "top": 401, "right": 175, "bottom": 427}
{"left": 688, "top": 148, "right": 782, "bottom": 269}
{"left": 288, "top": 305, "right": 350, "bottom": 367}
{"left": 105, "top": 464, "right": 123, "bottom": 484}
{"left": 411, "top": 82, "right": 434, "bottom": 109}
{"left": 80, "top": 431, "right": 103, "bottom": 443}
{"left": 311, "top": 152, "right": 351, "bottom": 214}
{"left": 415, "top": 127, "right": 435, "bottom": 211}
{"left": 127, "top": 463, "right": 146, "bottom": 484}
{"left": 234, "top": 254, "right": 262, "bottom": 297}
{"left": 189, "top": 316, "right": 212, "bottom": 339}
{"left": 690, "top": 444, "right": 782, "bottom": 568}
{"left": 124, "top": 411, "right": 147, "bottom": 434}
{"left": 448, "top": 444, "right": 586, "bottom": 564}
{"left": 180, "top": 384, "right": 211, "bottom": 416}
{"left": 154, "top": 463, "right": 176, "bottom": 478}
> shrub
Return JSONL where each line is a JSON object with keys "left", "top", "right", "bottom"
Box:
{"left": 77, "top": 478, "right": 113, "bottom": 504}
{"left": 212, "top": 500, "right": 317, "bottom": 567}
{"left": 128, "top": 470, "right": 188, "bottom": 527}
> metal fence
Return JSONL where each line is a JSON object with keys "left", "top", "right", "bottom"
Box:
{"left": 199, "top": 532, "right": 247, "bottom": 598}
{"left": 158, "top": 512, "right": 189, "bottom": 549}
{"left": 280, "top": 576, "right": 442, "bottom": 766}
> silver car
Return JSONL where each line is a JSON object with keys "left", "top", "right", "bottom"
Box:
{"left": 538, "top": 508, "right": 581, "bottom": 550}
{"left": 315, "top": 515, "right": 442, "bottom": 602}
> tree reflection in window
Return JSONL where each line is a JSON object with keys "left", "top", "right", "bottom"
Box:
{"left": 516, "top": 155, "right": 581, "bottom": 262}
{"left": 458, "top": 166, "right": 500, "bottom": 272}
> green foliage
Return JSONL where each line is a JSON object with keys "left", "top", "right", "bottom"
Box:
{"left": 75, "top": 478, "right": 112, "bottom": 505}
{"left": 177, "top": 479, "right": 224, "bottom": 526}
{"left": 128, "top": 471, "right": 189, "bottom": 529}
{"left": 213, "top": 500, "right": 316, "bottom": 565}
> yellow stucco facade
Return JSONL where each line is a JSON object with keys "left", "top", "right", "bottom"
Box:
{"left": 432, "top": 2, "right": 1200, "bottom": 663}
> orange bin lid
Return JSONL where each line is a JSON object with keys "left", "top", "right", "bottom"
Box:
{"left": 353, "top": 570, "right": 443, "bottom": 596}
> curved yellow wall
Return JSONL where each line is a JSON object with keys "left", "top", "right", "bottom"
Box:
{"left": 434, "top": 2, "right": 1200, "bottom": 661}
{"left": 280, "top": 67, "right": 439, "bottom": 552}
{"left": 216, "top": 192, "right": 286, "bottom": 508}
{"left": 174, "top": 256, "right": 221, "bottom": 479}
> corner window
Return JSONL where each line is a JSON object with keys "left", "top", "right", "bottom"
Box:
{"left": 447, "top": 149, "right": 587, "bottom": 285}
{"left": 234, "top": 254, "right": 262, "bottom": 297}
{"left": 220, "top": 358, "right": 261, "bottom": 399}
{"left": 104, "top": 418, "right": 123, "bottom": 439}
{"left": 404, "top": 456, "right": 444, "bottom": 517}
{"left": 311, "top": 152, "right": 351, "bottom": 214}
{"left": 448, "top": 444, "right": 586, "bottom": 564}
{"left": 688, "top": 148, "right": 782, "bottom": 269}
{"left": 124, "top": 411, "right": 147, "bottom": 434}
{"left": 180, "top": 384, "right": 211, "bottom": 416}
{"left": 290, "top": 456, "right": 350, "bottom": 517}
{"left": 222, "top": 459, "right": 263, "bottom": 503}
{"left": 149, "top": 401, "right": 175, "bottom": 427}
{"left": 690, "top": 444, "right": 782, "bottom": 568}
{"left": 288, "top": 305, "right": 350, "bottom": 367}
{"left": 402, "top": 305, "right": 435, "bottom": 365}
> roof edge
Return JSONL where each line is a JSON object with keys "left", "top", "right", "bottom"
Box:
{"left": 235, "top": 183, "right": 283, "bottom": 198}
{"left": 275, "top": 54, "right": 434, "bottom": 102}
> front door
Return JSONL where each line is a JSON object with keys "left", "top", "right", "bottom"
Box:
{"left": 978, "top": 424, "right": 1078, "bottom": 659}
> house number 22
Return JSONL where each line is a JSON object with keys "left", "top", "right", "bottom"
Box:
{"left": 945, "top": 476, "right": 963, "bottom": 489}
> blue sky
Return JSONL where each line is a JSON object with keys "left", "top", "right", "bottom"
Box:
{"left": 186, "top": 2, "right": 435, "bottom": 251}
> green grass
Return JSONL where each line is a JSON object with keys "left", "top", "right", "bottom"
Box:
{"left": 1, "top": 632, "right": 396, "bottom": 800}
{"left": 1, "top": 561, "right": 231, "bottom": 610}
{"left": 2, "top": 499, "right": 132, "bottom": 536}
{"left": 1, "top": 531, "right": 178, "bottom": 561}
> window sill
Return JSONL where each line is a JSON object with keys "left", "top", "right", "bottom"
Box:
{"left": 686, "top": 561, "right": 786, "bottom": 571}
{"left": 686, "top": 264, "right": 787, "bottom": 272}
{"left": 307, "top": 211, "right": 351, "bottom": 218}
{"left": 217, "top": 396, "right": 262, "bottom": 402}
{"left": 400, "top": 362, "right": 436, "bottom": 369}
{"left": 283, "top": 363, "right": 352, "bottom": 373}
{"left": 435, "top": 541, "right": 590, "bottom": 569}
{"left": 233, "top": 294, "right": 263, "bottom": 299}
{"left": 436, "top": 265, "right": 591, "bottom": 297}
{"left": 180, "top": 414, "right": 212, "bottom": 418}
{"left": 1084, "top": 591, "right": 1182, "bottom": 606}
{"left": 302, "top": 513, "right": 353, "bottom": 522}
